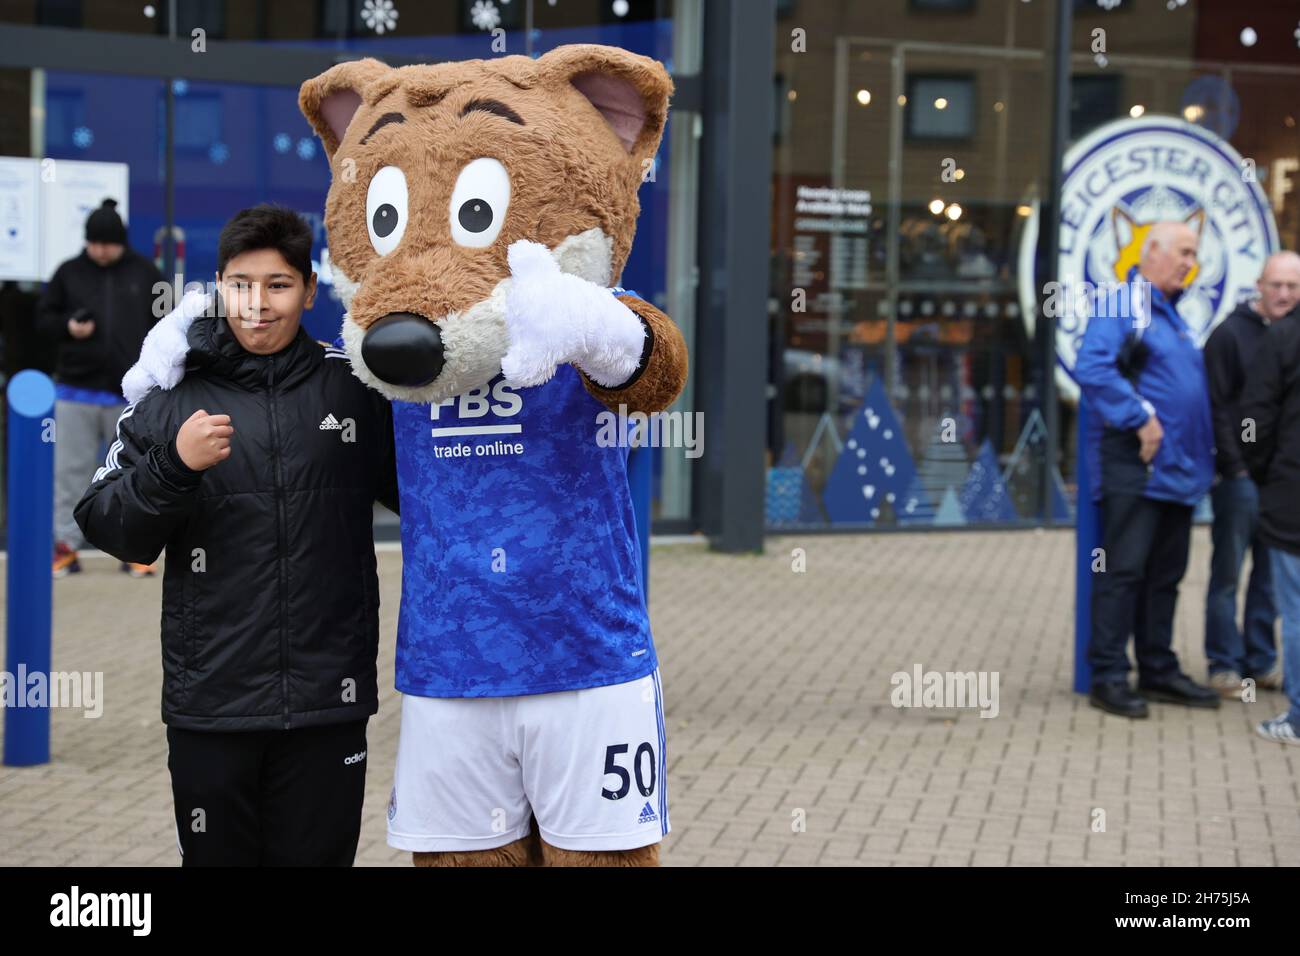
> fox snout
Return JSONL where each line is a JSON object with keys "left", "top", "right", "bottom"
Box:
{"left": 361, "top": 312, "right": 446, "bottom": 387}
{"left": 342, "top": 240, "right": 510, "bottom": 400}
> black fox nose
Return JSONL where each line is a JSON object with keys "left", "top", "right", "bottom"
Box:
{"left": 361, "top": 313, "right": 444, "bottom": 387}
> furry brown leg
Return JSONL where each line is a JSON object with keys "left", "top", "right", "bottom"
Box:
{"left": 539, "top": 839, "right": 660, "bottom": 867}
{"left": 411, "top": 816, "right": 546, "bottom": 867}
{"left": 412, "top": 834, "right": 534, "bottom": 867}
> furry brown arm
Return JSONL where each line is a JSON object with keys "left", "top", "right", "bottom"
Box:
{"left": 581, "top": 295, "right": 687, "bottom": 415}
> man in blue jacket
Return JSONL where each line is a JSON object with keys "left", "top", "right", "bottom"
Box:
{"left": 1076, "top": 220, "right": 1220, "bottom": 718}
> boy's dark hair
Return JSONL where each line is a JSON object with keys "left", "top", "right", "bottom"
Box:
{"left": 217, "top": 204, "right": 313, "bottom": 281}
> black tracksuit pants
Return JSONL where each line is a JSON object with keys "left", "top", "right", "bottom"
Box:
{"left": 1089, "top": 494, "right": 1193, "bottom": 687}
{"left": 166, "top": 719, "right": 369, "bottom": 867}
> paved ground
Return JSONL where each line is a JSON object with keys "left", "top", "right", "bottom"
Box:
{"left": 2, "top": 527, "right": 1298, "bottom": 866}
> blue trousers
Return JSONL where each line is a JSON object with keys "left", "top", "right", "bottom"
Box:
{"left": 1204, "top": 476, "right": 1276, "bottom": 677}
{"left": 1268, "top": 548, "right": 1300, "bottom": 726}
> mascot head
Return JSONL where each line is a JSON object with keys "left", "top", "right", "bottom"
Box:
{"left": 298, "top": 45, "right": 672, "bottom": 404}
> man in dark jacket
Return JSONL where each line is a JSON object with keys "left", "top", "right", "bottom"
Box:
{"left": 1075, "top": 220, "right": 1219, "bottom": 718}
{"left": 1239, "top": 280, "right": 1300, "bottom": 745}
{"left": 38, "top": 198, "right": 164, "bottom": 577}
{"left": 1201, "top": 253, "right": 1299, "bottom": 696}
{"left": 75, "top": 205, "right": 398, "bottom": 864}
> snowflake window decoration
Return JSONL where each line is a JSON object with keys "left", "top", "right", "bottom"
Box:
{"left": 471, "top": 0, "right": 501, "bottom": 31}
{"left": 361, "top": 0, "right": 399, "bottom": 35}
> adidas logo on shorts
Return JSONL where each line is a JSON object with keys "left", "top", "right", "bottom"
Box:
{"left": 320, "top": 413, "right": 343, "bottom": 430}
{"left": 343, "top": 749, "right": 367, "bottom": 765}
{"left": 638, "top": 801, "right": 658, "bottom": 824}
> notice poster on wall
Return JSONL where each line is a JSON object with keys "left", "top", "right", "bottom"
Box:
{"left": 0, "top": 157, "right": 41, "bottom": 281}
{"left": 0, "top": 156, "right": 129, "bottom": 282}
{"left": 793, "top": 182, "right": 871, "bottom": 299}
{"left": 39, "top": 159, "right": 129, "bottom": 282}
{"left": 776, "top": 176, "right": 872, "bottom": 349}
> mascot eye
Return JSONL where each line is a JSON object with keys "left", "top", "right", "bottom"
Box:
{"left": 458, "top": 199, "right": 492, "bottom": 234}
{"left": 366, "top": 165, "right": 408, "bottom": 256}
{"left": 449, "top": 157, "right": 510, "bottom": 248}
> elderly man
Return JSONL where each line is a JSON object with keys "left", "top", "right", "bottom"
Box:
{"left": 1076, "top": 220, "right": 1219, "bottom": 718}
{"left": 1202, "top": 252, "right": 1300, "bottom": 696}
{"left": 1239, "top": 257, "right": 1300, "bottom": 744}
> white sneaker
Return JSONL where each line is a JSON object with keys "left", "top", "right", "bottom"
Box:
{"left": 1254, "top": 664, "right": 1284, "bottom": 691}
{"left": 1207, "top": 670, "right": 1244, "bottom": 699}
{"left": 1255, "top": 713, "right": 1300, "bottom": 746}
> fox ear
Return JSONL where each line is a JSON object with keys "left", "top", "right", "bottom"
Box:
{"left": 538, "top": 44, "right": 673, "bottom": 164}
{"left": 1112, "top": 207, "right": 1138, "bottom": 247}
{"left": 299, "top": 58, "right": 393, "bottom": 160}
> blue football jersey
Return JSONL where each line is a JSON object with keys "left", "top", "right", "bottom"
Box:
{"left": 391, "top": 363, "right": 657, "bottom": 698}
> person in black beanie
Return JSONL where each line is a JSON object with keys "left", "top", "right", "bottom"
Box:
{"left": 37, "top": 197, "right": 164, "bottom": 578}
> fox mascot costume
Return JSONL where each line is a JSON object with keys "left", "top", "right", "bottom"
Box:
{"left": 124, "top": 45, "right": 687, "bottom": 866}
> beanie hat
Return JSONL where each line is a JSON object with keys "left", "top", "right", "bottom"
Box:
{"left": 85, "top": 198, "right": 127, "bottom": 244}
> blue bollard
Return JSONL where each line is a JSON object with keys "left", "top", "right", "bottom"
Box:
{"left": 1074, "top": 396, "right": 1099, "bottom": 694}
{"left": 4, "top": 370, "right": 56, "bottom": 766}
{"left": 628, "top": 444, "right": 653, "bottom": 601}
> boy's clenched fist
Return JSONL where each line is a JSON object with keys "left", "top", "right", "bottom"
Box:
{"left": 176, "top": 409, "right": 234, "bottom": 470}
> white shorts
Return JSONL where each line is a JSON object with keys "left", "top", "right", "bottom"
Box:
{"left": 387, "top": 670, "right": 670, "bottom": 853}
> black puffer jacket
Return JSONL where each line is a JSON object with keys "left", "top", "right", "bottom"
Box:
{"left": 37, "top": 248, "right": 164, "bottom": 394}
{"left": 1240, "top": 315, "right": 1300, "bottom": 556}
{"left": 1203, "top": 302, "right": 1274, "bottom": 478}
{"left": 75, "top": 313, "right": 398, "bottom": 731}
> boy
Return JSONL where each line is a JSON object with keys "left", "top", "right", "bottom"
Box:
{"left": 75, "top": 205, "right": 398, "bottom": 865}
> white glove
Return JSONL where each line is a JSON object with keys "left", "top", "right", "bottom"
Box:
{"left": 501, "top": 240, "right": 646, "bottom": 389}
{"left": 122, "top": 290, "right": 211, "bottom": 403}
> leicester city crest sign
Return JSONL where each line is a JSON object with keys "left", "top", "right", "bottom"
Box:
{"left": 1018, "top": 116, "right": 1279, "bottom": 400}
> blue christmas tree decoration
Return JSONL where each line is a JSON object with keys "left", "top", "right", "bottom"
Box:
{"left": 904, "top": 413, "right": 966, "bottom": 526}
{"left": 959, "top": 439, "right": 1017, "bottom": 523}
{"left": 1001, "top": 408, "right": 1075, "bottom": 522}
{"left": 823, "top": 378, "right": 920, "bottom": 525}
{"left": 896, "top": 474, "right": 936, "bottom": 526}
{"left": 934, "top": 486, "right": 967, "bottom": 526}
